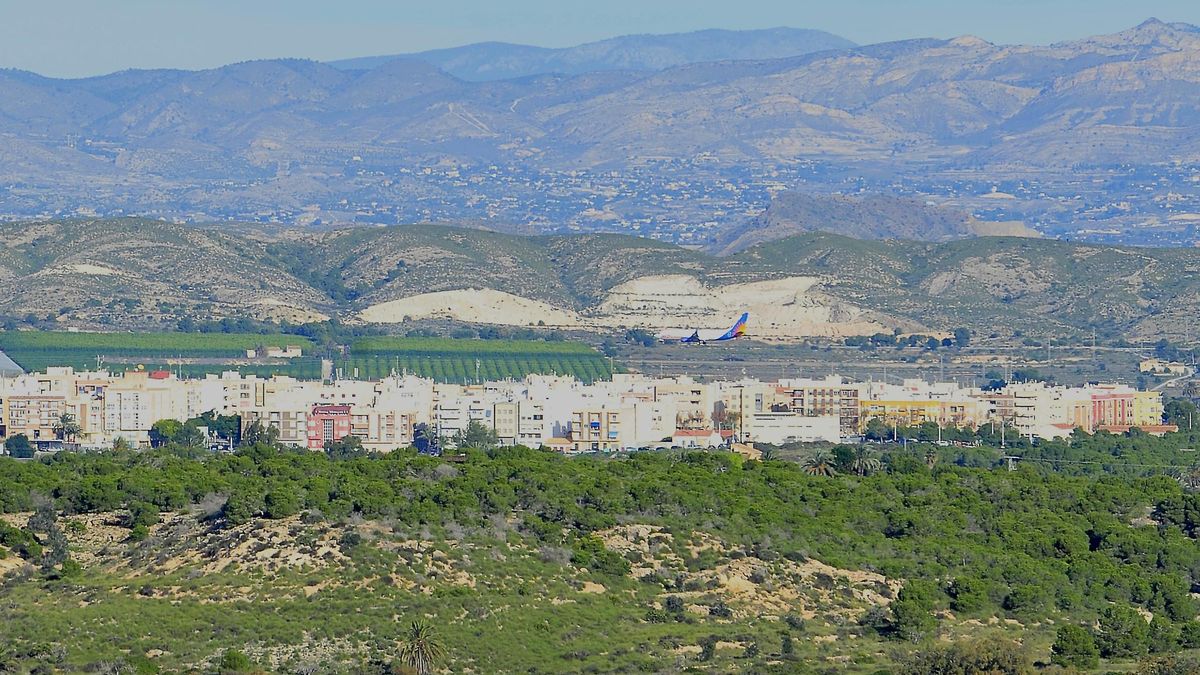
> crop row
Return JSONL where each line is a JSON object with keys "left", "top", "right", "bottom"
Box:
{"left": 336, "top": 355, "right": 612, "bottom": 383}
{"left": 0, "top": 331, "right": 313, "bottom": 358}
{"left": 350, "top": 337, "right": 596, "bottom": 356}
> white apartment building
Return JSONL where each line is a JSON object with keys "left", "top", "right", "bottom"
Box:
{"left": 0, "top": 367, "right": 1175, "bottom": 453}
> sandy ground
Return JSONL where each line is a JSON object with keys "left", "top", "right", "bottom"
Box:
{"left": 358, "top": 275, "right": 906, "bottom": 339}
{"left": 594, "top": 274, "right": 895, "bottom": 338}
{"left": 360, "top": 288, "right": 583, "bottom": 326}
{"left": 37, "top": 263, "right": 125, "bottom": 277}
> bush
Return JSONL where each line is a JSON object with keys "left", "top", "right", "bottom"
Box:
{"left": 222, "top": 489, "right": 263, "bottom": 526}
{"left": 1179, "top": 620, "right": 1200, "bottom": 648}
{"left": 338, "top": 530, "right": 363, "bottom": 554}
{"left": 5, "top": 434, "right": 34, "bottom": 459}
{"left": 891, "top": 581, "right": 939, "bottom": 642}
{"left": 784, "top": 614, "right": 806, "bottom": 632}
{"left": 1136, "top": 654, "right": 1200, "bottom": 675}
{"left": 644, "top": 608, "right": 671, "bottom": 623}
{"left": 570, "top": 536, "right": 630, "bottom": 577}
{"left": 1148, "top": 616, "right": 1181, "bottom": 654}
{"left": 217, "top": 648, "right": 253, "bottom": 673}
{"left": 1002, "top": 584, "right": 1047, "bottom": 614}
{"left": 126, "top": 501, "right": 161, "bottom": 529}
{"left": 899, "top": 636, "right": 1032, "bottom": 675}
{"left": 1096, "top": 605, "right": 1150, "bottom": 658}
{"left": 0, "top": 522, "right": 43, "bottom": 560}
{"left": 948, "top": 576, "right": 989, "bottom": 613}
{"left": 708, "top": 601, "right": 732, "bottom": 618}
{"left": 264, "top": 485, "right": 303, "bottom": 519}
{"left": 1051, "top": 624, "right": 1099, "bottom": 669}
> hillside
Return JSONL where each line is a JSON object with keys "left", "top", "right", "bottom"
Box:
{"left": 0, "top": 22, "right": 1199, "bottom": 244}
{"left": 330, "top": 27, "right": 856, "bottom": 79}
{"left": 5, "top": 435, "right": 1200, "bottom": 672}
{"left": 4, "top": 218, "right": 1200, "bottom": 341}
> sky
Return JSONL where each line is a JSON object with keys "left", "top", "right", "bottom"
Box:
{"left": 1, "top": 0, "right": 1198, "bottom": 78}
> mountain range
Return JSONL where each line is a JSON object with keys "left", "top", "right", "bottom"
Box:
{"left": 1, "top": 218, "right": 1197, "bottom": 343}
{"left": 0, "top": 20, "right": 1199, "bottom": 246}
{"left": 329, "top": 27, "right": 856, "bottom": 79}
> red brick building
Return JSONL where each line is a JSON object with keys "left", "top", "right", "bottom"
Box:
{"left": 307, "top": 404, "right": 352, "bottom": 450}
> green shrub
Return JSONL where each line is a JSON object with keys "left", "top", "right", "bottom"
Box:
{"left": 217, "top": 648, "right": 253, "bottom": 673}
{"left": 1148, "top": 616, "right": 1181, "bottom": 654}
{"left": 891, "top": 581, "right": 939, "bottom": 642}
{"left": 899, "top": 636, "right": 1032, "bottom": 675}
{"left": 126, "top": 501, "right": 161, "bottom": 528}
{"left": 570, "top": 535, "right": 630, "bottom": 577}
{"left": 1096, "top": 605, "right": 1150, "bottom": 658}
{"left": 1051, "top": 624, "right": 1099, "bottom": 669}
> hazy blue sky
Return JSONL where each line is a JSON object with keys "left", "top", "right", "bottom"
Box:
{"left": 2, "top": 0, "right": 1198, "bottom": 78}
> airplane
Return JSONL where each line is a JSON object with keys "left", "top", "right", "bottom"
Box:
{"left": 656, "top": 313, "right": 749, "bottom": 344}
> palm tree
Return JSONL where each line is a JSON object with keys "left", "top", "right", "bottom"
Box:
{"left": 852, "top": 448, "right": 882, "bottom": 476}
{"left": 396, "top": 621, "right": 447, "bottom": 675}
{"left": 52, "top": 413, "right": 82, "bottom": 443}
{"left": 802, "top": 452, "right": 837, "bottom": 477}
{"left": 759, "top": 447, "right": 778, "bottom": 461}
{"left": 112, "top": 436, "right": 133, "bottom": 452}
{"left": 1179, "top": 464, "right": 1200, "bottom": 490}
{"left": 924, "top": 448, "right": 940, "bottom": 469}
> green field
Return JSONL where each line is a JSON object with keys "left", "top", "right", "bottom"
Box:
{"left": 343, "top": 337, "right": 613, "bottom": 383}
{"left": 0, "top": 331, "right": 316, "bottom": 375}
{"left": 0, "top": 331, "right": 614, "bottom": 383}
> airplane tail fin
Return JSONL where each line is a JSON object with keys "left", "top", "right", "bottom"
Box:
{"left": 720, "top": 313, "right": 749, "bottom": 340}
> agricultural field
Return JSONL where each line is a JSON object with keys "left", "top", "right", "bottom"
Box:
{"left": 342, "top": 337, "right": 614, "bottom": 383}
{"left": 0, "top": 331, "right": 615, "bottom": 383}
{"left": 0, "top": 331, "right": 317, "bottom": 377}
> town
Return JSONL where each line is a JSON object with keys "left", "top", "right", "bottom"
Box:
{"left": 0, "top": 365, "right": 1174, "bottom": 455}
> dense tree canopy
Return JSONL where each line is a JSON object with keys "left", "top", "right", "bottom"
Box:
{"left": 3, "top": 428, "right": 1200, "bottom": 663}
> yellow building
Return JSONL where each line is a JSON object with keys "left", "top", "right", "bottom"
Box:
{"left": 859, "top": 398, "right": 985, "bottom": 432}
{"left": 568, "top": 408, "right": 622, "bottom": 453}
{"left": 1132, "top": 391, "right": 1165, "bottom": 427}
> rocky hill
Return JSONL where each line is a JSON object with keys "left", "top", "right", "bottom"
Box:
{"left": 2, "top": 218, "right": 1200, "bottom": 342}
{"left": 0, "top": 509, "right": 899, "bottom": 672}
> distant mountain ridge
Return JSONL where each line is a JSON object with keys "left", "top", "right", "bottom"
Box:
{"left": 711, "top": 192, "right": 1042, "bottom": 254}
{"left": 0, "top": 20, "right": 1199, "bottom": 243}
{"left": 329, "top": 27, "right": 857, "bottom": 79}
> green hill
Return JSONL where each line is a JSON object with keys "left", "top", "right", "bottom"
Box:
{"left": 1, "top": 218, "right": 1199, "bottom": 341}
